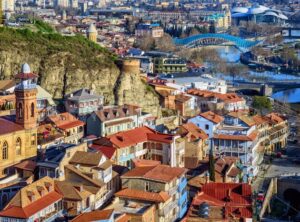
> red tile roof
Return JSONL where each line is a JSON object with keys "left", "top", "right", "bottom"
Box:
{"left": 202, "top": 183, "right": 252, "bottom": 204}
{"left": 14, "top": 160, "right": 37, "bottom": 172}
{"left": 90, "top": 144, "right": 116, "bottom": 159}
{"left": 94, "top": 126, "right": 174, "bottom": 149}
{"left": 115, "top": 188, "right": 170, "bottom": 203}
{"left": 185, "top": 182, "right": 252, "bottom": 221}
{"left": 48, "top": 112, "right": 84, "bottom": 130}
{"left": 199, "top": 111, "right": 224, "bottom": 124}
{"left": 187, "top": 89, "right": 244, "bottom": 103}
{"left": 0, "top": 191, "right": 62, "bottom": 219}
{"left": 179, "top": 123, "right": 209, "bottom": 140}
{"left": 58, "top": 120, "right": 84, "bottom": 130}
{"left": 122, "top": 164, "right": 186, "bottom": 183}
{"left": 71, "top": 209, "right": 114, "bottom": 222}
{"left": 0, "top": 118, "right": 24, "bottom": 135}
{"left": 266, "top": 113, "right": 285, "bottom": 124}
{"left": 214, "top": 130, "right": 258, "bottom": 141}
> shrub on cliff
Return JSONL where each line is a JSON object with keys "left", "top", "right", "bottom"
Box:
{"left": 0, "top": 27, "right": 116, "bottom": 67}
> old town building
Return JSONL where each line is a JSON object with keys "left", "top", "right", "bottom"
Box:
{"left": 0, "top": 64, "right": 38, "bottom": 179}
{"left": 91, "top": 126, "right": 184, "bottom": 168}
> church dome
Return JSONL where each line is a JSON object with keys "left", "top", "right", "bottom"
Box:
{"left": 21, "top": 63, "right": 31, "bottom": 74}
{"left": 87, "top": 23, "right": 97, "bottom": 33}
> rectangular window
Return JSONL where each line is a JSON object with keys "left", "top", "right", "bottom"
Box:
{"left": 145, "top": 181, "right": 150, "bottom": 191}
{"left": 205, "top": 124, "right": 209, "bottom": 130}
{"left": 31, "top": 134, "right": 36, "bottom": 145}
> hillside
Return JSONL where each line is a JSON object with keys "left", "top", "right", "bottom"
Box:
{"left": 0, "top": 27, "right": 160, "bottom": 115}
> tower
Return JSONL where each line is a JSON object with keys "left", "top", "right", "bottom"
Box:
{"left": 15, "top": 63, "right": 38, "bottom": 130}
{"left": 87, "top": 23, "right": 97, "bottom": 43}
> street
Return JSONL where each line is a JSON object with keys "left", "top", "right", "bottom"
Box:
{"left": 252, "top": 143, "right": 300, "bottom": 192}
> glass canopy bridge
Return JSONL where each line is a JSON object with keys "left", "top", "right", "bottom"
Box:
{"left": 173, "top": 33, "right": 259, "bottom": 51}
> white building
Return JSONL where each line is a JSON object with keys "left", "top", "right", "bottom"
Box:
{"left": 190, "top": 74, "right": 227, "bottom": 94}
{"left": 2, "top": 0, "right": 15, "bottom": 11}
{"left": 188, "top": 111, "right": 224, "bottom": 139}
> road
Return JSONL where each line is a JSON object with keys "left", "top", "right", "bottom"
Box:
{"left": 252, "top": 143, "right": 300, "bottom": 192}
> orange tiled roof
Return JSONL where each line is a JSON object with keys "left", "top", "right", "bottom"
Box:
{"left": 95, "top": 126, "right": 174, "bottom": 149}
{"left": 199, "top": 111, "right": 224, "bottom": 124}
{"left": 0, "top": 191, "right": 62, "bottom": 219}
{"left": 266, "top": 113, "right": 285, "bottom": 124}
{"left": 115, "top": 188, "right": 170, "bottom": 203}
{"left": 122, "top": 164, "right": 186, "bottom": 183}
{"left": 175, "top": 94, "right": 192, "bottom": 103}
{"left": 180, "top": 123, "right": 209, "bottom": 140}
{"left": 71, "top": 209, "right": 114, "bottom": 222}
{"left": 185, "top": 183, "right": 252, "bottom": 221}
{"left": 0, "top": 118, "right": 24, "bottom": 135}
{"left": 48, "top": 112, "right": 84, "bottom": 130}
{"left": 187, "top": 89, "right": 244, "bottom": 103}
{"left": 213, "top": 130, "right": 258, "bottom": 141}
{"left": 90, "top": 144, "right": 116, "bottom": 159}
{"left": 252, "top": 115, "right": 269, "bottom": 125}
{"left": 14, "top": 160, "right": 36, "bottom": 172}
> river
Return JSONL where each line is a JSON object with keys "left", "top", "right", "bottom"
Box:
{"left": 208, "top": 46, "right": 300, "bottom": 103}
{"left": 209, "top": 45, "right": 300, "bottom": 82}
{"left": 272, "top": 88, "right": 300, "bottom": 103}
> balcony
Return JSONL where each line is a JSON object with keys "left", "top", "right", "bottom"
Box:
{"left": 178, "top": 178, "right": 187, "bottom": 192}
{"left": 42, "top": 210, "right": 64, "bottom": 222}
{"left": 135, "top": 149, "right": 148, "bottom": 157}
{"left": 119, "top": 153, "right": 135, "bottom": 163}
{"left": 94, "top": 190, "right": 113, "bottom": 209}
{"left": 178, "top": 191, "right": 187, "bottom": 206}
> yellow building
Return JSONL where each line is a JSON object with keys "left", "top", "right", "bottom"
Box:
{"left": 0, "top": 63, "right": 38, "bottom": 178}
{"left": 86, "top": 23, "right": 97, "bottom": 43}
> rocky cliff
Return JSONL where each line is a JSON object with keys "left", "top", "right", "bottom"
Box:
{"left": 0, "top": 27, "right": 160, "bottom": 116}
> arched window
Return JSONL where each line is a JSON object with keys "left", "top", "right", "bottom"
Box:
{"left": 2, "top": 142, "right": 8, "bottom": 160}
{"left": 16, "top": 138, "right": 21, "bottom": 155}
{"left": 18, "top": 103, "right": 23, "bottom": 118}
{"left": 31, "top": 103, "right": 35, "bottom": 117}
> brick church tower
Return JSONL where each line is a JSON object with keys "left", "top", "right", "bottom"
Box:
{"left": 15, "top": 63, "right": 38, "bottom": 129}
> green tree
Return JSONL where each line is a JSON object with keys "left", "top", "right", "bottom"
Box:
{"left": 252, "top": 96, "right": 272, "bottom": 114}
{"left": 209, "top": 147, "right": 215, "bottom": 182}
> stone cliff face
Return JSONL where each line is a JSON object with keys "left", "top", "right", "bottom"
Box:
{"left": 0, "top": 28, "right": 160, "bottom": 116}
{"left": 114, "top": 60, "right": 161, "bottom": 116}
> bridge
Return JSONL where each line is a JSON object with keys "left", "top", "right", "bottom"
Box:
{"left": 229, "top": 80, "right": 300, "bottom": 95}
{"left": 281, "top": 27, "right": 300, "bottom": 39}
{"left": 173, "top": 33, "right": 259, "bottom": 50}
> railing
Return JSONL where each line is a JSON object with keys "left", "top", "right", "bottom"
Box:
{"left": 135, "top": 149, "right": 148, "bottom": 157}
{"left": 119, "top": 153, "right": 135, "bottom": 162}
{"left": 178, "top": 178, "right": 187, "bottom": 192}
{"left": 43, "top": 209, "right": 64, "bottom": 222}
{"left": 215, "top": 129, "right": 248, "bottom": 135}
{"left": 178, "top": 191, "right": 187, "bottom": 206}
{"left": 94, "top": 190, "right": 113, "bottom": 209}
